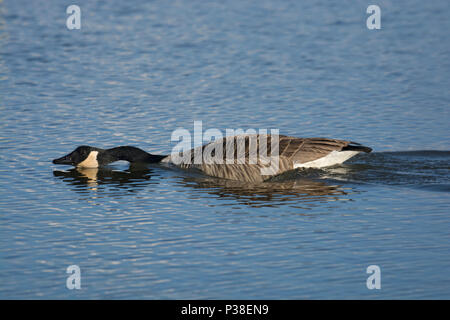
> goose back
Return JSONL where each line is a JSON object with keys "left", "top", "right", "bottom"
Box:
{"left": 168, "top": 134, "right": 358, "bottom": 182}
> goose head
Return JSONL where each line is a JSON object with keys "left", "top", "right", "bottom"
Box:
{"left": 53, "top": 146, "right": 102, "bottom": 168}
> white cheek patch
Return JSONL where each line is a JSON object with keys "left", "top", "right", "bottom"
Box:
{"left": 77, "top": 151, "right": 99, "bottom": 168}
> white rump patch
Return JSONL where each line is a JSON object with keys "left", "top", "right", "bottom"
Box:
{"left": 77, "top": 151, "right": 99, "bottom": 168}
{"left": 294, "top": 150, "right": 359, "bottom": 169}
{"left": 160, "top": 155, "right": 171, "bottom": 163}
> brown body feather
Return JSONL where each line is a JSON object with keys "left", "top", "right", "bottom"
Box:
{"left": 168, "top": 134, "right": 371, "bottom": 182}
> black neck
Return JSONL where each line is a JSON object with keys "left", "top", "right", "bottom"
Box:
{"left": 99, "top": 146, "right": 166, "bottom": 165}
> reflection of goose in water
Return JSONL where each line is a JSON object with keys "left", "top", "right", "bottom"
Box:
{"left": 53, "top": 166, "right": 155, "bottom": 194}
{"left": 52, "top": 134, "right": 371, "bottom": 183}
{"left": 179, "top": 174, "right": 348, "bottom": 208}
{"left": 53, "top": 166, "right": 351, "bottom": 207}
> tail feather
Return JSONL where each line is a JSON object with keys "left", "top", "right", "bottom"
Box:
{"left": 342, "top": 143, "right": 372, "bottom": 153}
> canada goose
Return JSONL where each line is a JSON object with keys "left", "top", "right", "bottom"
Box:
{"left": 52, "top": 135, "right": 371, "bottom": 182}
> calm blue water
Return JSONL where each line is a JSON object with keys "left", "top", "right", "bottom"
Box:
{"left": 0, "top": 0, "right": 449, "bottom": 299}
